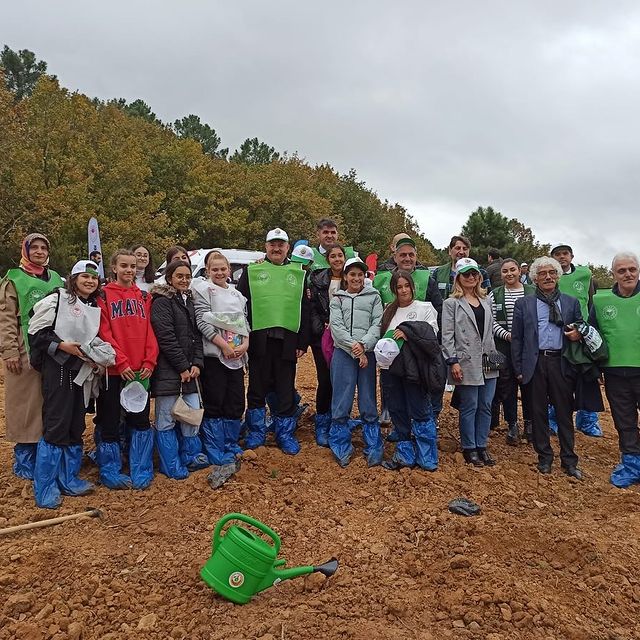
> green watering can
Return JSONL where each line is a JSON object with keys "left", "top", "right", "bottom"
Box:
{"left": 200, "top": 513, "right": 338, "bottom": 604}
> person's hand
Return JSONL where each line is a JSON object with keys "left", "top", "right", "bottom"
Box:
{"left": 564, "top": 327, "right": 581, "bottom": 342}
{"left": 221, "top": 343, "right": 236, "bottom": 359}
{"left": 393, "top": 329, "right": 407, "bottom": 341}
{"left": 4, "top": 357, "right": 22, "bottom": 375}
{"left": 139, "top": 367, "right": 152, "bottom": 380}
{"left": 351, "top": 342, "right": 364, "bottom": 358}
{"left": 58, "top": 341, "right": 84, "bottom": 359}
{"left": 189, "top": 365, "right": 200, "bottom": 379}
{"left": 296, "top": 349, "right": 306, "bottom": 358}
{"left": 120, "top": 367, "right": 136, "bottom": 382}
{"left": 180, "top": 370, "right": 191, "bottom": 383}
{"left": 506, "top": 332, "right": 512, "bottom": 343}
{"left": 358, "top": 354, "right": 368, "bottom": 368}
{"left": 451, "top": 363, "right": 463, "bottom": 383}
{"left": 234, "top": 342, "right": 249, "bottom": 358}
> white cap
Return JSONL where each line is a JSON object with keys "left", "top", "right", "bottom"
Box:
{"left": 454, "top": 257, "right": 480, "bottom": 275}
{"left": 71, "top": 260, "right": 99, "bottom": 276}
{"left": 291, "top": 244, "right": 314, "bottom": 265}
{"left": 120, "top": 381, "right": 149, "bottom": 413}
{"left": 374, "top": 338, "right": 400, "bottom": 369}
{"left": 266, "top": 228, "right": 289, "bottom": 242}
{"left": 520, "top": 262, "right": 528, "bottom": 267}
{"left": 343, "top": 257, "right": 367, "bottom": 273}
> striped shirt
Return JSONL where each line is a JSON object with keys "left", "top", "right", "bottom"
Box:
{"left": 490, "top": 286, "right": 526, "bottom": 341}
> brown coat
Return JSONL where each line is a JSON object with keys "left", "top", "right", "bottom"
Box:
{"left": 0, "top": 279, "right": 44, "bottom": 442}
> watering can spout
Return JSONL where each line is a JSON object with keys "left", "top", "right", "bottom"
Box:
{"left": 256, "top": 557, "right": 339, "bottom": 593}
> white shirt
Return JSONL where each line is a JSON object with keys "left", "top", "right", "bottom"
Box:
{"left": 328, "top": 278, "right": 341, "bottom": 299}
{"left": 387, "top": 300, "right": 438, "bottom": 334}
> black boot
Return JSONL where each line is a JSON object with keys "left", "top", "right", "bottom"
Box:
{"left": 506, "top": 422, "right": 519, "bottom": 446}
{"left": 462, "top": 449, "right": 483, "bottom": 467}
{"left": 477, "top": 448, "right": 496, "bottom": 466}
{"left": 523, "top": 420, "right": 533, "bottom": 444}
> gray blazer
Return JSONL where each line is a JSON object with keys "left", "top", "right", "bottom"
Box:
{"left": 441, "top": 296, "right": 499, "bottom": 385}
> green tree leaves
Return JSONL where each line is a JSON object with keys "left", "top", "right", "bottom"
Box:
{"left": 1, "top": 46, "right": 50, "bottom": 100}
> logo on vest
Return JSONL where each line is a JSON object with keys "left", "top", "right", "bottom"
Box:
{"left": 256, "top": 271, "right": 270, "bottom": 285}
{"left": 602, "top": 305, "right": 618, "bottom": 320}
{"left": 28, "top": 290, "right": 45, "bottom": 306}
{"left": 70, "top": 304, "right": 83, "bottom": 318}
{"left": 636, "top": 306, "right": 640, "bottom": 318}
{"left": 286, "top": 273, "right": 298, "bottom": 287}
{"left": 573, "top": 281, "right": 585, "bottom": 293}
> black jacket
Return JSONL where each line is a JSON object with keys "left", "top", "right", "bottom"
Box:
{"left": 237, "top": 259, "right": 311, "bottom": 361}
{"left": 309, "top": 268, "right": 333, "bottom": 345}
{"left": 149, "top": 284, "right": 204, "bottom": 397}
{"left": 388, "top": 321, "right": 446, "bottom": 394}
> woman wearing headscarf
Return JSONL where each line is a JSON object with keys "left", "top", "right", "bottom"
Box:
{"left": 0, "top": 233, "right": 64, "bottom": 479}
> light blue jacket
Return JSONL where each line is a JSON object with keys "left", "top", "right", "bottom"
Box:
{"left": 329, "top": 285, "right": 383, "bottom": 355}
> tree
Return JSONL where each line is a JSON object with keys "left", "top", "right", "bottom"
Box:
{"left": 173, "top": 114, "right": 228, "bottom": 159}
{"left": 461, "top": 206, "right": 514, "bottom": 262}
{"left": 122, "top": 99, "right": 162, "bottom": 125}
{"left": 589, "top": 264, "right": 613, "bottom": 289}
{"left": 1, "top": 46, "right": 50, "bottom": 100}
{"left": 507, "top": 218, "right": 550, "bottom": 264}
{"left": 230, "top": 137, "right": 279, "bottom": 165}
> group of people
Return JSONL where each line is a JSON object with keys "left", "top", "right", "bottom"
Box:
{"left": 1, "top": 220, "right": 640, "bottom": 510}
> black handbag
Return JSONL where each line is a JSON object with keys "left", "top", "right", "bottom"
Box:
{"left": 482, "top": 351, "right": 507, "bottom": 373}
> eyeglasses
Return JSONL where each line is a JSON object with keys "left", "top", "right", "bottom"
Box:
{"left": 459, "top": 271, "right": 479, "bottom": 278}
{"left": 173, "top": 274, "right": 192, "bottom": 280}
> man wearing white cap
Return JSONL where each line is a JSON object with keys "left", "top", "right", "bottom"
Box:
{"left": 520, "top": 262, "right": 531, "bottom": 285}
{"left": 237, "top": 228, "right": 310, "bottom": 454}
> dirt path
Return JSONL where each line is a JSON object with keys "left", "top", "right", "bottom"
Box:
{"left": 1, "top": 355, "right": 639, "bottom": 640}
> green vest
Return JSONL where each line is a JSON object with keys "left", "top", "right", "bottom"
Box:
{"left": 4, "top": 268, "right": 64, "bottom": 350}
{"left": 373, "top": 269, "right": 430, "bottom": 305}
{"left": 435, "top": 263, "right": 453, "bottom": 299}
{"left": 592, "top": 290, "right": 640, "bottom": 367}
{"left": 492, "top": 284, "right": 536, "bottom": 326}
{"left": 247, "top": 262, "right": 305, "bottom": 333}
{"left": 558, "top": 265, "right": 591, "bottom": 320}
{"left": 311, "top": 246, "right": 356, "bottom": 270}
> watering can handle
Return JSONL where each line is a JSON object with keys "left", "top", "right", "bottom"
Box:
{"left": 213, "top": 513, "right": 281, "bottom": 553}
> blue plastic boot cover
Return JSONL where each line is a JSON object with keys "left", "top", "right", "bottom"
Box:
{"left": 223, "top": 419, "right": 244, "bottom": 456}
{"left": 155, "top": 429, "right": 188, "bottom": 479}
{"left": 413, "top": 419, "right": 438, "bottom": 471}
{"left": 314, "top": 413, "right": 331, "bottom": 447}
{"left": 348, "top": 418, "right": 362, "bottom": 431}
{"left": 548, "top": 405, "right": 558, "bottom": 435}
{"left": 362, "top": 422, "right": 383, "bottom": 467}
{"left": 386, "top": 428, "right": 401, "bottom": 443}
{"left": 33, "top": 439, "right": 63, "bottom": 509}
{"left": 393, "top": 440, "right": 417, "bottom": 467}
{"left": 201, "top": 418, "right": 235, "bottom": 465}
{"left": 180, "top": 434, "right": 210, "bottom": 470}
{"left": 129, "top": 429, "right": 154, "bottom": 489}
{"left": 58, "top": 445, "right": 94, "bottom": 496}
{"left": 96, "top": 441, "right": 132, "bottom": 489}
{"left": 275, "top": 416, "right": 301, "bottom": 455}
{"left": 575, "top": 410, "right": 603, "bottom": 437}
{"left": 610, "top": 453, "right": 640, "bottom": 488}
{"left": 13, "top": 443, "right": 37, "bottom": 480}
{"left": 329, "top": 421, "right": 353, "bottom": 467}
{"left": 244, "top": 407, "right": 268, "bottom": 449}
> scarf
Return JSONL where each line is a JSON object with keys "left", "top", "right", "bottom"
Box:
{"left": 535, "top": 286, "right": 564, "bottom": 327}
{"left": 20, "top": 233, "right": 50, "bottom": 277}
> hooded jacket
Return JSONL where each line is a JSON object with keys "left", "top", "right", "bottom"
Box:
{"left": 98, "top": 282, "right": 158, "bottom": 376}
{"left": 388, "top": 321, "right": 446, "bottom": 393}
{"left": 149, "top": 283, "right": 204, "bottom": 397}
{"left": 329, "top": 285, "right": 383, "bottom": 354}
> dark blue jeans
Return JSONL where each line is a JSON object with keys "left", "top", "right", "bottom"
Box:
{"left": 330, "top": 349, "right": 377, "bottom": 424}
{"left": 380, "top": 370, "right": 432, "bottom": 439}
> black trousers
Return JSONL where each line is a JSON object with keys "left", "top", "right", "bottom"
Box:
{"left": 604, "top": 372, "right": 640, "bottom": 454}
{"left": 311, "top": 345, "right": 332, "bottom": 415}
{"left": 492, "top": 352, "right": 532, "bottom": 425}
{"left": 527, "top": 354, "right": 578, "bottom": 468}
{"left": 247, "top": 338, "right": 296, "bottom": 417}
{"left": 201, "top": 356, "right": 245, "bottom": 419}
{"left": 96, "top": 375, "right": 150, "bottom": 442}
{"left": 41, "top": 359, "right": 86, "bottom": 446}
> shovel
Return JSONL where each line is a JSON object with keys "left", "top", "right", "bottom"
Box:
{"left": 0, "top": 507, "right": 102, "bottom": 537}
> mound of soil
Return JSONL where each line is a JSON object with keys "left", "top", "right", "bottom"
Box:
{"left": 1, "top": 355, "right": 639, "bottom": 639}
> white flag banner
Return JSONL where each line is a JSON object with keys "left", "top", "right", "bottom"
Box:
{"left": 87, "top": 217, "right": 105, "bottom": 279}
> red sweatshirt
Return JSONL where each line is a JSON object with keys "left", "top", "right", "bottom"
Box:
{"left": 98, "top": 282, "right": 159, "bottom": 375}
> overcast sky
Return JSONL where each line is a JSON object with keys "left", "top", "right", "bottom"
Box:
{"left": 5, "top": 1, "right": 640, "bottom": 265}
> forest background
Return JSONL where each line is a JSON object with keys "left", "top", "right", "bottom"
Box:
{"left": 0, "top": 46, "right": 613, "bottom": 286}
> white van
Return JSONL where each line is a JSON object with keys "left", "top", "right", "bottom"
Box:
{"left": 155, "top": 248, "right": 265, "bottom": 284}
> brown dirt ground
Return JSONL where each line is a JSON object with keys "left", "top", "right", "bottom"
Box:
{"left": 1, "top": 355, "right": 640, "bottom": 640}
